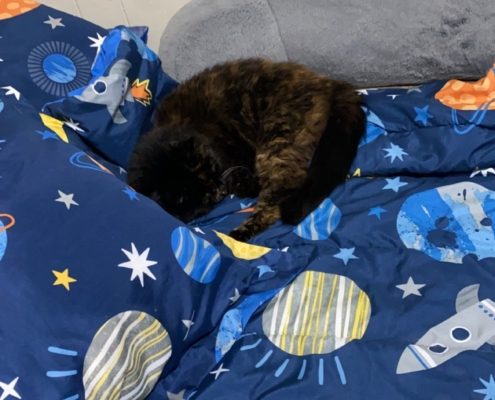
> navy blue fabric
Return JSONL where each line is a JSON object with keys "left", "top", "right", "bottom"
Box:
{"left": 0, "top": 92, "right": 306, "bottom": 398}
{"left": 44, "top": 26, "right": 178, "bottom": 168}
{"left": 190, "top": 80, "right": 495, "bottom": 400}
{"left": 1, "top": 5, "right": 495, "bottom": 400}
{"left": 0, "top": 6, "right": 306, "bottom": 399}
{"left": 0, "top": 5, "right": 106, "bottom": 109}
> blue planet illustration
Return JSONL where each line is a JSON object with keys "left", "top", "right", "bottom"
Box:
{"left": 0, "top": 223, "right": 6, "bottom": 262}
{"left": 0, "top": 214, "right": 15, "bottom": 262}
{"left": 43, "top": 54, "right": 77, "bottom": 84}
{"left": 397, "top": 182, "right": 495, "bottom": 264}
{"left": 215, "top": 289, "right": 277, "bottom": 362}
{"left": 0, "top": 99, "right": 4, "bottom": 113}
{"left": 27, "top": 41, "right": 90, "bottom": 96}
{"left": 171, "top": 227, "right": 221, "bottom": 284}
{"left": 294, "top": 198, "right": 341, "bottom": 240}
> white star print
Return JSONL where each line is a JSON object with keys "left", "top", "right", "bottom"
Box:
{"left": 182, "top": 319, "right": 194, "bottom": 329}
{"left": 119, "top": 167, "right": 127, "bottom": 175}
{"left": 387, "top": 94, "right": 399, "bottom": 100}
{"left": 470, "top": 167, "right": 495, "bottom": 178}
{"left": 88, "top": 33, "right": 106, "bottom": 52}
{"left": 209, "top": 363, "right": 229, "bottom": 380}
{"left": 1, "top": 86, "right": 20, "bottom": 101}
{"left": 407, "top": 87, "right": 422, "bottom": 94}
{"left": 64, "top": 118, "right": 84, "bottom": 133}
{"left": 356, "top": 89, "right": 368, "bottom": 95}
{"left": 396, "top": 277, "right": 426, "bottom": 299}
{"left": 182, "top": 321, "right": 194, "bottom": 340}
{"left": 55, "top": 190, "right": 79, "bottom": 210}
{"left": 0, "top": 377, "right": 21, "bottom": 400}
{"left": 118, "top": 243, "right": 157, "bottom": 287}
{"left": 229, "top": 288, "right": 241, "bottom": 304}
{"left": 167, "top": 390, "right": 185, "bottom": 400}
{"left": 182, "top": 310, "right": 195, "bottom": 340}
{"left": 193, "top": 227, "right": 205, "bottom": 234}
{"left": 44, "top": 16, "right": 65, "bottom": 30}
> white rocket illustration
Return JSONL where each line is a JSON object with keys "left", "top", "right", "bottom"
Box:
{"left": 396, "top": 284, "right": 495, "bottom": 374}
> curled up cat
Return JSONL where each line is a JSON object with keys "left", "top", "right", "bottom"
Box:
{"left": 128, "top": 58, "right": 366, "bottom": 241}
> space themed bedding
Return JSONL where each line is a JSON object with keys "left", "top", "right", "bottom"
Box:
{"left": 2, "top": 3, "right": 495, "bottom": 400}
{"left": 182, "top": 68, "right": 495, "bottom": 399}
{"left": 0, "top": 3, "right": 309, "bottom": 400}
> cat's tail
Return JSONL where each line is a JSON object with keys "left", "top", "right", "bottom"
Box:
{"left": 280, "top": 82, "right": 366, "bottom": 225}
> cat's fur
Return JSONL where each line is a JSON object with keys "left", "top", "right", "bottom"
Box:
{"left": 128, "top": 58, "right": 365, "bottom": 241}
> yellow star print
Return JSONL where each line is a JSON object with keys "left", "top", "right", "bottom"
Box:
{"left": 52, "top": 268, "right": 77, "bottom": 291}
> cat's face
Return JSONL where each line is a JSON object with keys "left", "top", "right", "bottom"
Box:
{"left": 148, "top": 165, "right": 226, "bottom": 222}
{"left": 128, "top": 127, "right": 226, "bottom": 222}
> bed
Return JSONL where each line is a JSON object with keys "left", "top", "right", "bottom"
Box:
{"left": 1, "top": 2, "right": 495, "bottom": 400}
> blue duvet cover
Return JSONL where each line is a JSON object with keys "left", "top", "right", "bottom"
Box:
{"left": 1, "top": 4, "right": 495, "bottom": 400}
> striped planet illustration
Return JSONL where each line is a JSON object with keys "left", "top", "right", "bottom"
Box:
{"left": 171, "top": 227, "right": 221, "bottom": 283}
{"left": 83, "top": 311, "right": 171, "bottom": 400}
{"left": 294, "top": 198, "right": 341, "bottom": 241}
{"left": 262, "top": 271, "right": 371, "bottom": 356}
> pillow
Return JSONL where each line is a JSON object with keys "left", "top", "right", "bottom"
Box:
{"left": 160, "top": 0, "right": 495, "bottom": 87}
{"left": 44, "top": 26, "right": 178, "bottom": 168}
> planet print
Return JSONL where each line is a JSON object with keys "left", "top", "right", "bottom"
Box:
{"left": 294, "top": 198, "right": 341, "bottom": 241}
{"left": 262, "top": 271, "right": 371, "bottom": 356}
{"left": 83, "top": 311, "right": 171, "bottom": 400}
{"left": 171, "top": 226, "right": 221, "bottom": 283}
{"left": 435, "top": 64, "right": 495, "bottom": 111}
{"left": 215, "top": 289, "right": 277, "bottom": 362}
{"left": 0, "top": 0, "right": 39, "bottom": 20}
{"left": 0, "top": 99, "right": 4, "bottom": 113}
{"left": 0, "top": 214, "right": 15, "bottom": 262}
{"left": 27, "top": 41, "right": 90, "bottom": 96}
{"left": 42, "top": 53, "right": 77, "bottom": 84}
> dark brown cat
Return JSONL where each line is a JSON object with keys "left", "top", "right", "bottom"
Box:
{"left": 128, "top": 58, "right": 365, "bottom": 241}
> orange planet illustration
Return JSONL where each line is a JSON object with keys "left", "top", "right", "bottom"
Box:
{"left": 0, "top": 214, "right": 15, "bottom": 233}
{"left": 435, "top": 64, "right": 495, "bottom": 111}
{"left": 0, "top": 1, "right": 39, "bottom": 20}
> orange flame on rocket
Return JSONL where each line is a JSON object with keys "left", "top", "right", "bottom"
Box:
{"left": 131, "top": 79, "right": 152, "bottom": 106}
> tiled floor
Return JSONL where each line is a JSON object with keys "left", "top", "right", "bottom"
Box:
{"left": 40, "top": 0, "right": 190, "bottom": 50}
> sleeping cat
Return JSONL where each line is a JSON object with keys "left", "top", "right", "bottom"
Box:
{"left": 128, "top": 58, "right": 365, "bottom": 241}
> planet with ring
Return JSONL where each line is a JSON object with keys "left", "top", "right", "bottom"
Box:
{"left": 0, "top": 213, "right": 15, "bottom": 261}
